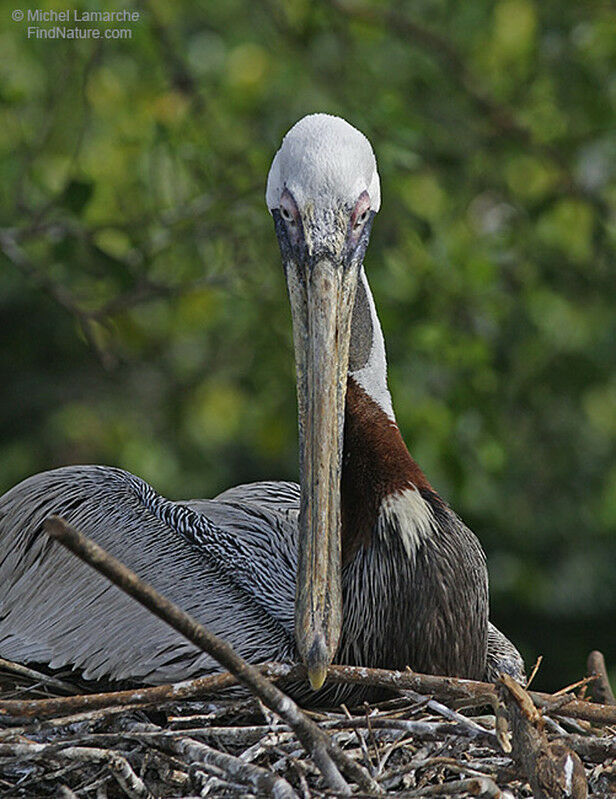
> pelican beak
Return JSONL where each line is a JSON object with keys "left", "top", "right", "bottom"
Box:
{"left": 274, "top": 196, "right": 369, "bottom": 690}
{"left": 291, "top": 254, "right": 357, "bottom": 690}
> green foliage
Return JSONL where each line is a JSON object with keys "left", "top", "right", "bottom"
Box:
{"left": 0, "top": 0, "right": 614, "bottom": 688}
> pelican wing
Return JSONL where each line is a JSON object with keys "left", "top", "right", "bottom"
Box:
{"left": 0, "top": 466, "right": 297, "bottom": 683}
{"left": 214, "top": 480, "right": 300, "bottom": 521}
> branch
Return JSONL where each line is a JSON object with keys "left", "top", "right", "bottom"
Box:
{"left": 0, "top": 229, "right": 89, "bottom": 322}
{"left": 499, "top": 674, "right": 587, "bottom": 799}
{"left": 0, "top": 742, "right": 152, "bottom": 799}
{"left": 156, "top": 734, "right": 297, "bottom": 798}
{"left": 2, "top": 660, "right": 615, "bottom": 728}
{"left": 43, "top": 516, "right": 379, "bottom": 795}
{"left": 303, "top": 664, "right": 616, "bottom": 727}
{"left": 0, "top": 665, "right": 272, "bottom": 720}
{"left": 586, "top": 650, "right": 615, "bottom": 706}
{"left": 143, "top": 0, "right": 203, "bottom": 106}
{"left": 0, "top": 657, "right": 76, "bottom": 695}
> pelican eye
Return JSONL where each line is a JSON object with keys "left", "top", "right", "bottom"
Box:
{"left": 280, "top": 206, "right": 294, "bottom": 223}
{"left": 351, "top": 191, "right": 371, "bottom": 231}
{"left": 354, "top": 209, "right": 369, "bottom": 228}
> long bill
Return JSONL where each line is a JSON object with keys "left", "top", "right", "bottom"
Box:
{"left": 286, "top": 255, "right": 359, "bottom": 690}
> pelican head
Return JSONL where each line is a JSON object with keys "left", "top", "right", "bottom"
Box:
{"left": 267, "top": 114, "right": 381, "bottom": 689}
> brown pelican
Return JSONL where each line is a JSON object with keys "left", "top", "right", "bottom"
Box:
{"left": 0, "top": 114, "right": 523, "bottom": 702}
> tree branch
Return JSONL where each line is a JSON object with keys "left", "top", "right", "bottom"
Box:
{"left": 43, "top": 515, "right": 379, "bottom": 794}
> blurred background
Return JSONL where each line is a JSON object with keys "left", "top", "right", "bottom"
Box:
{"left": 0, "top": 0, "right": 614, "bottom": 691}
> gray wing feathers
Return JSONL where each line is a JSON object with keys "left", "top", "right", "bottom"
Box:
{"left": 180, "top": 493, "right": 298, "bottom": 632}
{"left": 0, "top": 466, "right": 296, "bottom": 683}
{"left": 485, "top": 621, "right": 526, "bottom": 683}
{"left": 214, "top": 480, "right": 300, "bottom": 522}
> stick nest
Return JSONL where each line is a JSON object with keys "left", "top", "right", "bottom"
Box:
{"left": 0, "top": 656, "right": 614, "bottom": 799}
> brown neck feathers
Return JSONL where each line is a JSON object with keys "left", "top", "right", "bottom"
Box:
{"left": 341, "top": 377, "right": 432, "bottom": 564}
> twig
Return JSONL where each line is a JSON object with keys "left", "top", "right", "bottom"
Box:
{"left": 525, "top": 656, "right": 543, "bottom": 690}
{"left": 0, "top": 703, "right": 157, "bottom": 739}
{"left": 43, "top": 515, "right": 378, "bottom": 795}
{"left": 2, "top": 661, "right": 615, "bottom": 733}
{"left": 341, "top": 703, "right": 373, "bottom": 772}
{"left": 565, "top": 733, "right": 616, "bottom": 762}
{"left": 553, "top": 675, "right": 597, "bottom": 697}
{"left": 0, "top": 668, "right": 265, "bottom": 720}
{"left": 71, "top": 726, "right": 295, "bottom": 749}
{"left": 328, "top": 716, "right": 496, "bottom": 747}
{"left": 499, "top": 674, "right": 587, "bottom": 799}
{"left": 363, "top": 702, "right": 381, "bottom": 774}
{"left": 319, "top": 664, "right": 616, "bottom": 727}
{"left": 0, "top": 742, "right": 152, "bottom": 799}
{"left": 402, "top": 776, "right": 505, "bottom": 797}
{"left": 0, "top": 658, "right": 76, "bottom": 695}
{"left": 402, "top": 688, "right": 501, "bottom": 748}
{"left": 3, "top": 660, "right": 616, "bottom": 727}
{"left": 586, "top": 651, "right": 615, "bottom": 706}
{"left": 155, "top": 734, "right": 298, "bottom": 798}
{"left": 324, "top": 778, "right": 506, "bottom": 798}
{"left": 378, "top": 753, "right": 515, "bottom": 791}
{"left": 289, "top": 664, "right": 616, "bottom": 727}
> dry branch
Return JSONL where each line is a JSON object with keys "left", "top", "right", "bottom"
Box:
{"left": 0, "top": 669, "right": 248, "bottom": 719}
{"left": 0, "top": 657, "right": 76, "bottom": 695}
{"left": 329, "top": 716, "right": 497, "bottom": 747}
{"left": 43, "top": 515, "right": 378, "bottom": 795}
{"left": 2, "top": 661, "right": 615, "bottom": 728}
{"left": 586, "top": 651, "right": 615, "bottom": 706}
{"left": 405, "top": 777, "right": 505, "bottom": 797}
{"left": 1, "top": 661, "right": 613, "bottom": 796}
{"left": 564, "top": 734, "right": 616, "bottom": 762}
{"left": 156, "top": 733, "right": 298, "bottom": 798}
{"left": 319, "top": 665, "right": 616, "bottom": 727}
{"left": 500, "top": 674, "right": 587, "bottom": 799}
{"left": 0, "top": 741, "right": 152, "bottom": 799}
